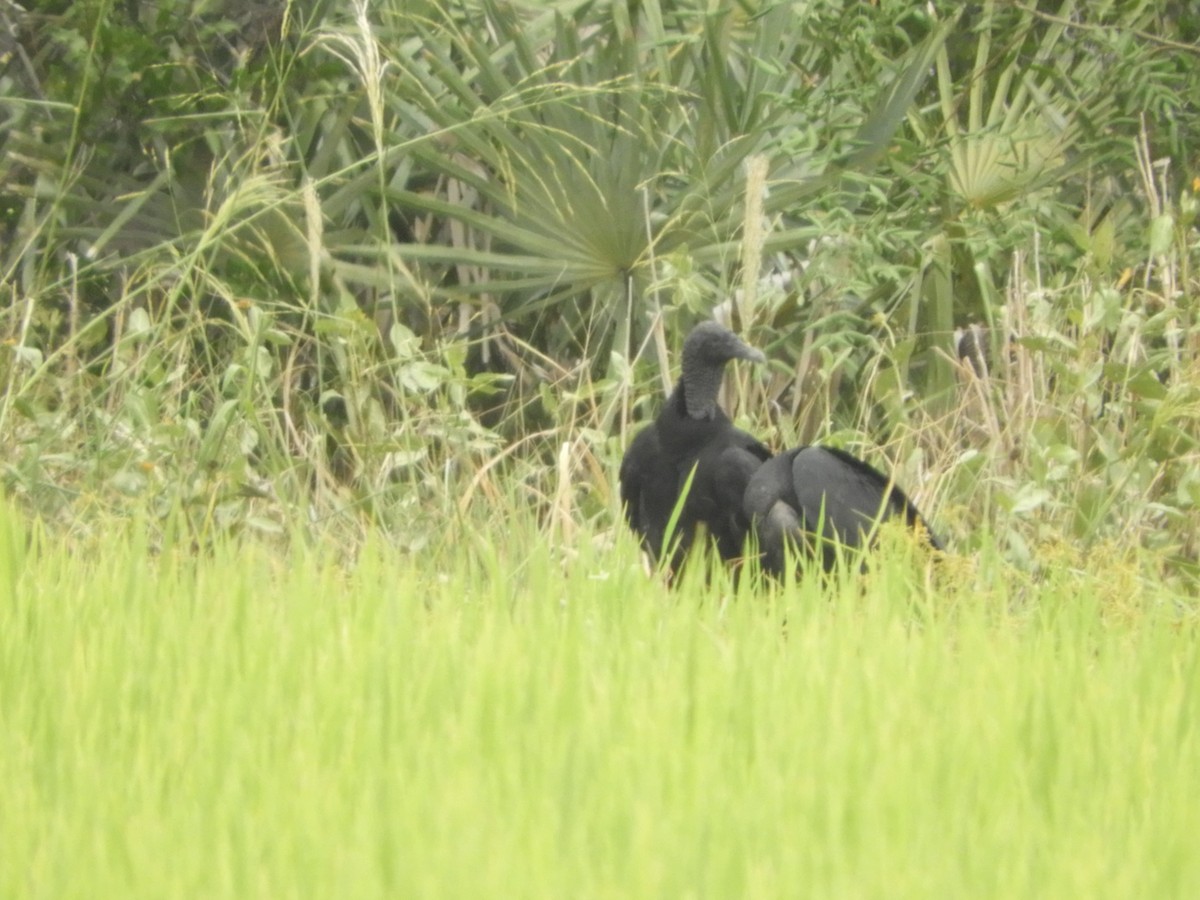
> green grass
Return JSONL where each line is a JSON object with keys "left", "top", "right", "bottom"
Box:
{"left": 1, "top": 507, "right": 1198, "bottom": 899}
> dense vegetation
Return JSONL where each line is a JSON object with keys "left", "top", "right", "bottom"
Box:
{"left": 2, "top": 0, "right": 1199, "bottom": 575}
{"left": 3, "top": 507, "right": 1199, "bottom": 898}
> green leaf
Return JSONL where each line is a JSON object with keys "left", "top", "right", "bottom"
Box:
{"left": 1148, "top": 214, "right": 1175, "bottom": 257}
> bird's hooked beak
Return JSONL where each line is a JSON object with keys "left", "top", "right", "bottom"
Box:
{"left": 723, "top": 331, "right": 766, "bottom": 366}
{"left": 736, "top": 343, "right": 766, "bottom": 365}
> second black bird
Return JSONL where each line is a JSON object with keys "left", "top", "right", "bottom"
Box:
{"left": 743, "top": 444, "right": 942, "bottom": 577}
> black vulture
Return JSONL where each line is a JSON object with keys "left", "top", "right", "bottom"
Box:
{"left": 619, "top": 322, "right": 772, "bottom": 573}
{"left": 743, "top": 445, "right": 942, "bottom": 577}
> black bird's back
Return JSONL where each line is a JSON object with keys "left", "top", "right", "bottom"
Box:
{"left": 744, "top": 445, "right": 941, "bottom": 575}
{"left": 619, "top": 424, "right": 677, "bottom": 560}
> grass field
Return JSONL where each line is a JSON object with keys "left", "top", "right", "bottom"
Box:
{"left": 5, "top": 3, "right": 1199, "bottom": 896}
{"left": 1, "top": 506, "right": 1198, "bottom": 899}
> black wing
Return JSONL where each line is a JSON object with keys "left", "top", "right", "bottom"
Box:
{"left": 789, "top": 447, "right": 941, "bottom": 550}
{"left": 742, "top": 450, "right": 806, "bottom": 575}
{"left": 693, "top": 428, "right": 772, "bottom": 561}
{"left": 744, "top": 445, "right": 941, "bottom": 575}
{"left": 619, "top": 424, "right": 684, "bottom": 562}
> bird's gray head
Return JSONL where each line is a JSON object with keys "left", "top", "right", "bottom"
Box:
{"left": 679, "top": 321, "right": 765, "bottom": 419}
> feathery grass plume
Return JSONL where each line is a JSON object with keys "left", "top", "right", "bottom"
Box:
{"left": 738, "top": 154, "right": 770, "bottom": 334}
